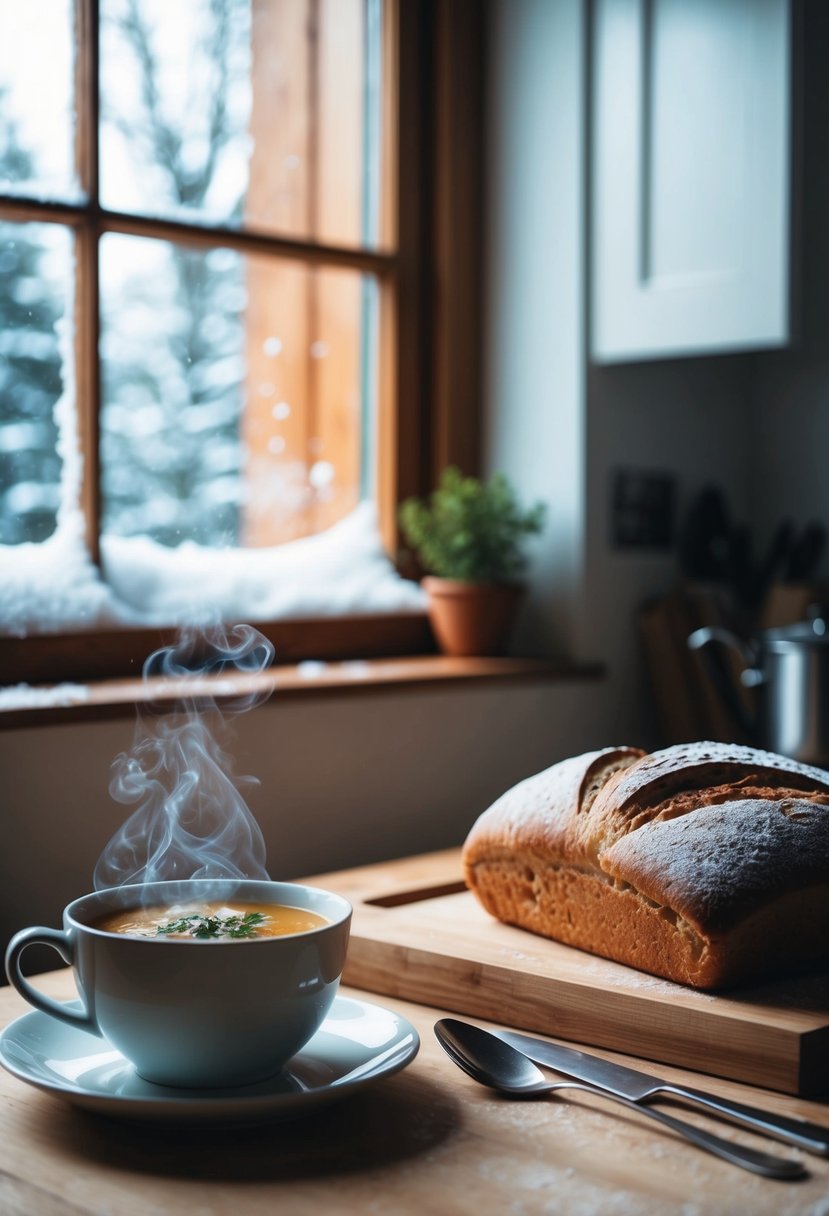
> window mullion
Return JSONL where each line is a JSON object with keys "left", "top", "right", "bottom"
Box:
{"left": 307, "top": 0, "right": 321, "bottom": 536}
{"left": 430, "top": 0, "right": 484, "bottom": 481}
{"left": 380, "top": 0, "right": 430, "bottom": 563}
{"left": 99, "top": 210, "right": 396, "bottom": 273}
{"left": 74, "top": 0, "right": 102, "bottom": 564}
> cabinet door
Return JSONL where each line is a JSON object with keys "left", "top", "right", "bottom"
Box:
{"left": 591, "top": 0, "right": 791, "bottom": 362}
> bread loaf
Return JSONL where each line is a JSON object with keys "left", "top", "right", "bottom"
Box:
{"left": 462, "top": 742, "right": 829, "bottom": 989}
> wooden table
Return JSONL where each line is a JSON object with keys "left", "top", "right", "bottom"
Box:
{"left": 2, "top": 970, "right": 829, "bottom": 1215}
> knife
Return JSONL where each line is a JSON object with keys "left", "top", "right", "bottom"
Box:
{"left": 495, "top": 1029, "right": 829, "bottom": 1157}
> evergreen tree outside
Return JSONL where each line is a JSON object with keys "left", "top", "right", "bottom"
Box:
{"left": 0, "top": 90, "right": 66, "bottom": 546}
{"left": 100, "top": 235, "right": 246, "bottom": 548}
{"left": 0, "top": 0, "right": 250, "bottom": 552}
{"left": 99, "top": 0, "right": 250, "bottom": 549}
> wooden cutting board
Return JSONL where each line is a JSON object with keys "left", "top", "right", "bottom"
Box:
{"left": 305, "top": 848, "right": 829, "bottom": 1096}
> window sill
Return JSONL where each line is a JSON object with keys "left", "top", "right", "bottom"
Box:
{"left": 0, "top": 655, "right": 604, "bottom": 730}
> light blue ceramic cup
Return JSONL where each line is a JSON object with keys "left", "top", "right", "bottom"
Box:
{"left": 5, "top": 879, "right": 352, "bottom": 1089}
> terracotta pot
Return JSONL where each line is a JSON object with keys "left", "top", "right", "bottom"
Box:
{"left": 422, "top": 577, "right": 524, "bottom": 657}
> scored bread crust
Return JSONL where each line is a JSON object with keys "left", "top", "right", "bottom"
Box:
{"left": 462, "top": 742, "right": 829, "bottom": 989}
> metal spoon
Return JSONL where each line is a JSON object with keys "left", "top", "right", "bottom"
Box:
{"left": 434, "top": 1019, "right": 806, "bottom": 1181}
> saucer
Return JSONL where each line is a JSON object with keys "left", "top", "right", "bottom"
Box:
{"left": 0, "top": 995, "right": 420, "bottom": 1123}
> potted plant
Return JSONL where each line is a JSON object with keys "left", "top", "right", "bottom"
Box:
{"left": 398, "top": 467, "right": 545, "bottom": 656}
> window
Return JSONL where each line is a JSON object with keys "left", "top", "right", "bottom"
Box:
{"left": 0, "top": 0, "right": 484, "bottom": 683}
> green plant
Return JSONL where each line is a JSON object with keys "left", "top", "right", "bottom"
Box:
{"left": 398, "top": 467, "right": 545, "bottom": 583}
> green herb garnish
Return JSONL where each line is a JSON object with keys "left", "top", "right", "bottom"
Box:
{"left": 155, "top": 911, "right": 267, "bottom": 939}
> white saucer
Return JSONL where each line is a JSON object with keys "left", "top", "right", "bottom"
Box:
{"left": 0, "top": 995, "right": 420, "bottom": 1123}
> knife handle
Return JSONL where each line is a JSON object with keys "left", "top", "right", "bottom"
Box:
{"left": 660, "top": 1085, "right": 829, "bottom": 1157}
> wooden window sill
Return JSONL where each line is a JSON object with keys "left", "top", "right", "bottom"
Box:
{"left": 0, "top": 655, "right": 604, "bottom": 730}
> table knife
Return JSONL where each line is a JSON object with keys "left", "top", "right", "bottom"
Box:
{"left": 495, "top": 1029, "right": 829, "bottom": 1156}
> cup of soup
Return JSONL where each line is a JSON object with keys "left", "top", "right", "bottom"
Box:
{"left": 5, "top": 879, "right": 352, "bottom": 1088}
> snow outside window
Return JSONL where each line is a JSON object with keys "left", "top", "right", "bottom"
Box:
{"left": 0, "top": 0, "right": 423, "bottom": 640}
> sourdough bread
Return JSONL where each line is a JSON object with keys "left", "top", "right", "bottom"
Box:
{"left": 462, "top": 742, "right": 829, "bottom": 988}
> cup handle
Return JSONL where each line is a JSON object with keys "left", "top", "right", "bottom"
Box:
{"left": 5, "top": 927, "right": 99, "bottom": 1036}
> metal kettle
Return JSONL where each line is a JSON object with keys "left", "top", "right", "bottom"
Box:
{"left": 688, "top": 611, "right": 829, "bottom": 767}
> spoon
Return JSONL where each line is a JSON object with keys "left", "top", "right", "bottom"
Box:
{"left": 434, "top": 1019, "right": 806, "bottom": 1181}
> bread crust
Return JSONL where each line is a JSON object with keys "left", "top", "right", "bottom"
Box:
{"left": 463, "top": 742, "right": 829, "bottom": 989}
{"left": 462, "top": 746, "right": 645, "bottom": 868}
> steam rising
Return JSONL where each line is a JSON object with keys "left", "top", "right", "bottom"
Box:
{"left": 94, "top": 624, "right": 274, "bottom": 891}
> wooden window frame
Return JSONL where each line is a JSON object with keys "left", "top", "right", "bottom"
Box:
{"left": 0, "top": 0, "right": 485, "bottom": 685}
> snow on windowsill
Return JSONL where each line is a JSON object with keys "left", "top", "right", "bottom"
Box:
{"left": 0, "top": 501, "right": 426, "bottom": 638}
{"left": 0, "top": 655, "right": 583, "bottom": 729}
{"left": 0, "top": 681, "right": 91, "bottom": 709}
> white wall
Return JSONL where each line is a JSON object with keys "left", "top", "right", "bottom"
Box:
{"left": 485, "top": 0, "right": 752, "bottom": 747}
{"left": 484, "top": 0, "right": 587, "bottom": 663}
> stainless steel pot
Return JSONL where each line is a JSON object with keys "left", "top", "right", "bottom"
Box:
{"left": 688, "top": 613, "right": 829, "bottom": 767}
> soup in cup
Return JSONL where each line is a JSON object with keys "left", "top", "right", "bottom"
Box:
{"left": 5, "top": 879, "right": 352, "bottom": 1089}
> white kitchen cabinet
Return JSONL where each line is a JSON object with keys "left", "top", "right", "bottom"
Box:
{"left": 591, "top": 0, "right": 791, "bottom": 362}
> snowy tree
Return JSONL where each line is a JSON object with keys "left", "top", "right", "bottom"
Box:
{"left": 0, "top": 90, "right": 64, "bottom": 545}
{"left": 100, "top": 0, "right": 250, "bottom": 548}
